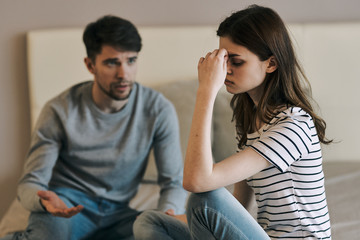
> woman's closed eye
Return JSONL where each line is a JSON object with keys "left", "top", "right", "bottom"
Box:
{"left": 229, "top": 59, "right": 244, "bottom": 67}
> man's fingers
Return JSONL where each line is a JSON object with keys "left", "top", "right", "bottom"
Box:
{"left": 60, "top": 205, "right": 84, "bottom": 215}
{"left": 63, "top": 207, "right": 82, "bottom": 217}
{"left": 73, "top": 205, "right": 84, "bottom": 212}
{"left": 165, "top": 209, "right": 175, "bottom": 216}
{"left": 50, "top": 205, "right": 84, "bottom": 218}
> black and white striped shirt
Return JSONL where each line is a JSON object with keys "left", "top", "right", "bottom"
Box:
{"left": 245, "top": 107, "right": 331, "bottom": 239}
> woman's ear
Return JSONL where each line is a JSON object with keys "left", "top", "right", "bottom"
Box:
{"left": 84, "top": 57, "right": 95, "bottom": 74}
{"left": 266, "top": 56, "right": 278, "bottom": 73}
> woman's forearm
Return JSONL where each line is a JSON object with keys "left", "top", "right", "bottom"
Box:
{"left": 183, "top": 49, "right": 228, "bottom": 192}
{"left": 183, "top": 87, "right": 217, "bottom": 192}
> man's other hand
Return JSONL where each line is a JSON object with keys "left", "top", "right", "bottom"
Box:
{"left": 165, "top": 209, "right": 187, "bottom": 224}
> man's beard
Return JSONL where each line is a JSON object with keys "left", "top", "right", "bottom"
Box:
{"left": 98, "top": 81, "right": 133, "bottom": 101}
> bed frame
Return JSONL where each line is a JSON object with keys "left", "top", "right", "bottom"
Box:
{"left": 26, "top": 23, "right": 360, "bottom": 162}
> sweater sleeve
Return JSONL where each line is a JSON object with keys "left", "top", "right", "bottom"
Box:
{"left": 152, "top": 98, "right": 187, "bottom": 214}
{"left": 17, "top": 102, "right": 63, "bottom": 212}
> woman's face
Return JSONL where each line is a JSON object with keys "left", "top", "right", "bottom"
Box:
{"left": 219, "top": 36, "right": 272, "bottom": 105}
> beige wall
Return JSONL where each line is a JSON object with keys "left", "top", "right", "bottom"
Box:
{"left": 1, "top": 0, "right": 359, "bottom": 219}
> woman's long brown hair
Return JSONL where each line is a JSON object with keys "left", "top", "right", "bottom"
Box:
{"left": 217, "top": 5, "right": 332, "bottom": 149}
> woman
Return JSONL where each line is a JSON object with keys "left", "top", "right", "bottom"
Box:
{"left": 134, "top": 4, "right": 332, "bottom": 239}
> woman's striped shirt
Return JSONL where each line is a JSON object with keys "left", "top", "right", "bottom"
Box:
{"left": 244, "top": 107, "right": 331, "bottom": 239}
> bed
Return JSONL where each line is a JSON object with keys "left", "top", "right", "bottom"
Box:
{"left": 1, "top": 23, "right": 360, "bottom": 239}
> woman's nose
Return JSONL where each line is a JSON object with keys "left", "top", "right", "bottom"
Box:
{"left": 226, "top": 62, "right": 233, "bottom": 75}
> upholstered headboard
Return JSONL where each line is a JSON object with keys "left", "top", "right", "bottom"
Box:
{"left": 27, "top": 23, "right": 360, "bottom": 162}
{"left": 26, "top": 26, "right": 219, "bottom": 127}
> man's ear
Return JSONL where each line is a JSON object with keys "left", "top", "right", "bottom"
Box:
{"left": 266, "top": 56, "right": 278, "bottom": 73}
{"left": 84, "top": 57, "right": 95, "bottom": 74}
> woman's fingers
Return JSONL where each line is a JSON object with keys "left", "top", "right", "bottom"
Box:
{"left": 198, "top": 57, "right": 205, "bottom": 64}
{"left": 205, "top": 51, "right": 213, "bottom": 58}
{"left": 199, "top": 49, "right": 227, "bottom": 64}
{"left": 216, "top": 48, "right": 227, "bottom": 58}
{"left": 197, "top": 48, "right": 228, "bottom": 92}
{"left": 217, "top": 48, "right": 228, "bottom": 69}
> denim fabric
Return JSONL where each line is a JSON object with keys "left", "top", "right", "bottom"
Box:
{"left": 187, "top": 188, "right": 270, "bottom": 240}
{"left": 1, "top": 187, "right": 140, "bottom": 240}
{"left": 133, "top": 210, "right": 190, "bottom": 240}
{"left": 134, "top": 188, "right": 270, "bottom": 240}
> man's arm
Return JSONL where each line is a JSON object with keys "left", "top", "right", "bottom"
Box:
{"left": 17, "top": 101, "right": 82, "bottom": 218}
{"left": 152, "top": 99, "right": 187, "bottom": 214}
{"left": 17, "top": 103, "right": 62, "bottom": 212}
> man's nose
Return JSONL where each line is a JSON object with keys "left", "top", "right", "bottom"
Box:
{"left": 116, "top": 65, "right": 127, "bottom": 78}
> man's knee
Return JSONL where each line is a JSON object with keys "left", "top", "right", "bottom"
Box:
{"left": 133, "top": 210, "right": 162, "bottom": 239}
{"left": 25, "top": 212, "right": 71, "bottom": 240}
{"left": 134, "top": 210, "right": 162, "bottom": 229}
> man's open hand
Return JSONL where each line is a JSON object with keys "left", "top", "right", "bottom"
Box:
{"left": 37, "top": 190, "right": 84, "bottom": 218}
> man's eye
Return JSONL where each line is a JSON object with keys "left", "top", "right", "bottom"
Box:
{"left": 109, "top": 61, "right": 118, "bottom": 66}
{"left": 128, "top": 57, "right": 137, "bottom": 64}
{"left": 105, "top": 61, "right": 117, "bottom": 66}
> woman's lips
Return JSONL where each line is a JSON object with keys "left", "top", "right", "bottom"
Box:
{"left": 224, "top": 79, "right": 234, "bottom": 86}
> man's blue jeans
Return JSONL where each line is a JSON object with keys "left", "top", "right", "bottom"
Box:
{"left": 133, "top": 187, "right": 269, "bottom": 240}
{"left": 1, "top": 187, "right": 140, "bottom": 240}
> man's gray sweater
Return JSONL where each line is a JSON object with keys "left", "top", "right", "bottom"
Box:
{"left": 17, "top": 81, "right": 187, "bottom": 214}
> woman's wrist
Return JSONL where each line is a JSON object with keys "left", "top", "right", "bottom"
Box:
{"left": 197, "top": 85, "right": 219, "bottom": 100}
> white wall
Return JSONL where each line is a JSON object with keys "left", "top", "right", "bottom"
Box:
{"left": 1, "top": 0, "right": 360, "bottom": 219}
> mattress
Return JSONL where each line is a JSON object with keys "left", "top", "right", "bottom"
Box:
{"left": 1, "top": 162, "right": 359, "bottom": 239}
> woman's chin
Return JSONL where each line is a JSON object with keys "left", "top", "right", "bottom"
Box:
{"left": 225, "top": 85, "right": 238, "bottom": 95}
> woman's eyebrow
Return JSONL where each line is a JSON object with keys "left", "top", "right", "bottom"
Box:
{"left": 228, "top": 53, "right": 241, "bottom": 58}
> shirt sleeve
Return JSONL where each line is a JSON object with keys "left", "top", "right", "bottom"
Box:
{"left": 17, "top": 102, "right": 63, "bottom": 212}
{"left": 250, "top": 113, "right": 314, "bottom": 172}
{"left": 152, "top": 97, "right": 187, "bottom": 214}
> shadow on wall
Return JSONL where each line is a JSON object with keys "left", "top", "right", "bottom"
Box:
{"left": 0, "top": 33, "right": 32, "bottom": 219}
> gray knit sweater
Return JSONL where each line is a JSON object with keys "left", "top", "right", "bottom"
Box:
{"left": 17, "top": 81, "right": 187, "bottom": 214}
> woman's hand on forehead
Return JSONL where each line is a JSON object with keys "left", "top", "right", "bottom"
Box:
{"left": 197, "top": 48, "right": 228, "bottom": 93}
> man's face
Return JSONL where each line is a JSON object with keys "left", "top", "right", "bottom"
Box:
{"left": 86, "top": 45, "right": 138, "bottom": 101}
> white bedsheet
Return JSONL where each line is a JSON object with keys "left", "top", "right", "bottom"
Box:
{"left": 1, "top": 162, "right": 359, "bottom": 239}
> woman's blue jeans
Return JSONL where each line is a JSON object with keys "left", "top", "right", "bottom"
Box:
{"left": 1, "top": 187, "right": 140, "bottom": 240}
{"left": 133, "top": 187, "right": 269, "bottom": 240}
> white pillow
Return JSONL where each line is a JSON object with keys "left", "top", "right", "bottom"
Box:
{"left": 143, "top": 79, "right": 199, "bottom": 181}
{"left": 143, "top": 80, "right": 237, "bottom": 181}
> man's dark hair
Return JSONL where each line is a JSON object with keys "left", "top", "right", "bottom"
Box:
{"left": 83, "top": 15, "right": 142, "bottom": 61}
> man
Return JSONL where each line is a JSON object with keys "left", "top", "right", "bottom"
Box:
{"left": 2, "top": 15, "right": 186, "bottom": 240}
